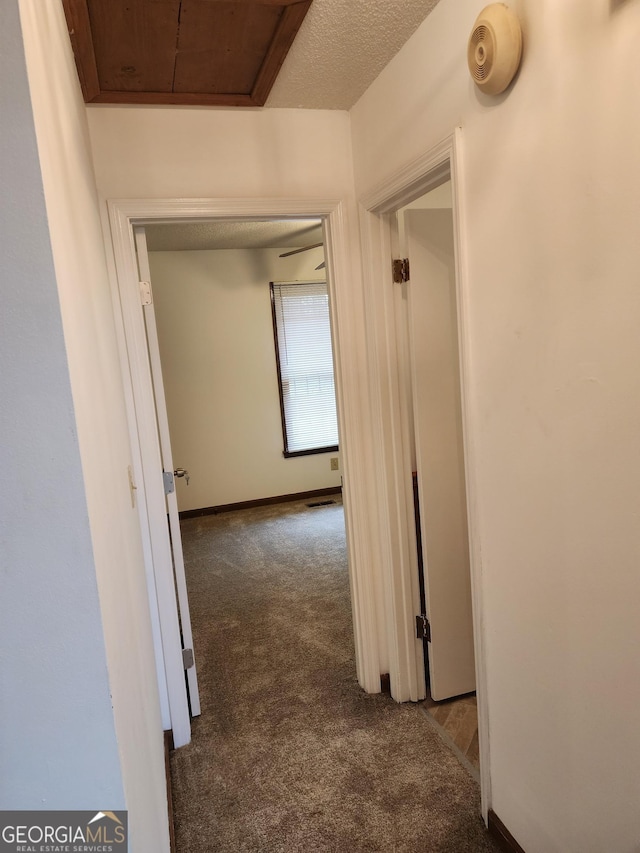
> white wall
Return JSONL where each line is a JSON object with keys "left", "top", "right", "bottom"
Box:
{"left": 87, "top": 106, "right": 355, "bottom": 200}
{"left": 16, "top": 2, "right": 169, "bottom": 850}
{"left": 149, "top": 246, "right": 341, "bottom": 512}
{"left": 0, "top": 0, "right": 123, "bottom": 812}
{"left": 351, "top": 1, "right": 640, "bottom": 850}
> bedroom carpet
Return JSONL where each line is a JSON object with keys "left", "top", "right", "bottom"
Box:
{"left": 169, "top": 497, "right": 499, "bottom": 852}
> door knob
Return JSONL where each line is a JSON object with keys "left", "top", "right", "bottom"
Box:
{"left": 174, "top": 467, "right": 190, "bottom": 486}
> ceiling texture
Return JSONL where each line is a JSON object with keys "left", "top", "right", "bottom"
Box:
{"left": 63, "top": 0, "right": 443, "bottom": 111}
{"left": 268, "top": 0, "right": 442, "bottom": 110}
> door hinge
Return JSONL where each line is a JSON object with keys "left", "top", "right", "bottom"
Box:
{"left": 392, "top": 258, "right": 410, "bottom": 283}
{"left": 416, "top": 614, "right": 431, "bottom": 642}
{"left": 163, "top": 470, "right": 175, "bottom": 494}
{"left": 139, "top": 279, "right": 153, "bottom": 305}
{"left": 182, "top": 648, "right": 194, "bottom": 670}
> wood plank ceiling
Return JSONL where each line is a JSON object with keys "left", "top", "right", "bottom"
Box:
{"left": 62, "top": 0, "right": 312, "bottom": 107}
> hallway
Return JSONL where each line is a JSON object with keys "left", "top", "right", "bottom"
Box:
{"left": 169, "top": 498, "right": 499, "bottom": 852}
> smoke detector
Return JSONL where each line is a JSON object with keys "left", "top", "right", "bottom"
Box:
{"left": 467, "top": 4, "right": 523, "bottom": 95}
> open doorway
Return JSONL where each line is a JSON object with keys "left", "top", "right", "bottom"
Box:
{"left": 138, "top": 216, "right": 350, "bottom": 715}
{"left": 395, "top": 179, "right": 475, "bottom": 701}
{"left": 396, "top": 181, "right": 478, "bottom": 775}
{"left": 106, "top": 196, "right": 383, "bottom": 752}
{"left": 359, "top": 132, "right": 490, "bottom": 814}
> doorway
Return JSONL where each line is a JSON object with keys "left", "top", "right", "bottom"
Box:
{"left": 397, "top": 182, "right": 475, "bottom": 702}
{"left": 137, "top": 215, "right": 347, "bottom": 724}
{"left": 359, "top": 131, "right": 490, "bottom": 816}
{"left": 396, "top": 182, "right": 479, "bottom": 777}
{"left": 107, "top": 197, "right": 383, "bottom": 749}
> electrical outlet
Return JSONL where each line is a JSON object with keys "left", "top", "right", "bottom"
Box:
{"left": 330, "top": 457, "right": 339, "bottom": 471}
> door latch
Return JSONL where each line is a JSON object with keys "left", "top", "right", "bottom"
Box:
{"left": 174, "top": 467, "right": 190, "bottom": 486}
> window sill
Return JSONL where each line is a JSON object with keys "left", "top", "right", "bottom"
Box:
{"left": 283, "top": 445, "right": 339, "bottom": 459}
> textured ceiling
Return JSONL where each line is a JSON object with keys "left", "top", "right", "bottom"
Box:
{"left": 145, "top": 219, "right": 324, "bottom": 252}
{"left": 266, "top": 0, "right": 443, "bottom": 109}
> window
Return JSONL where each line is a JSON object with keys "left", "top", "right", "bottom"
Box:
{"left": 270, "top": 281, "right": 339, "bottom": 457}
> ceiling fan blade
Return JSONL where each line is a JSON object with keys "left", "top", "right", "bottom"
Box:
{"left": 315, "top": 262, "right": 326, "bottom": 270}
{"left": 279, "top": 242, "right": 323, "bottom": 258}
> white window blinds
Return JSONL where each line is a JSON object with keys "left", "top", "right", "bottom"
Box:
{"left": 271, "top": 281, "right": 339, "bottom": 455}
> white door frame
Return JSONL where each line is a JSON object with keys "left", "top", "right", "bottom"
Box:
{"left": 358, "top": 130, "right": 491, "bottom": 818}
{"left": 106, "top": 196, "right": 383, "bottom": 746}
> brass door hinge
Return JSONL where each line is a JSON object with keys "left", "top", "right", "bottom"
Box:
{"left": 392, "top": 258, "right": 410, "bottom": 283}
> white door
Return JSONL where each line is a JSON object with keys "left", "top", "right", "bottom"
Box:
{"left": 404, "top": 208, "right": 475, "bottom": 701}
{"left": 134, "top": 226, "right": 202, "bottom": 722}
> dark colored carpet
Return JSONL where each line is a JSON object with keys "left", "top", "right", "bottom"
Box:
{"left": 170, "top": 498, "right": 499, "bottom": 852}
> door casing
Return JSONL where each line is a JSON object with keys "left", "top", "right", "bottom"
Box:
{"left": 105, "top": 196, "right": 384, "bottom": 746}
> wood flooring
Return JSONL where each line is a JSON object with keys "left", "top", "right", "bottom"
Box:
{"left": 421, "top": 690, "right": 480, "bottom": 777}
